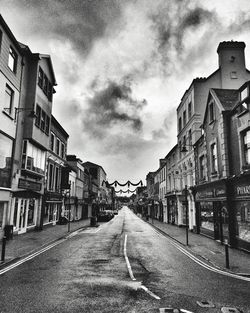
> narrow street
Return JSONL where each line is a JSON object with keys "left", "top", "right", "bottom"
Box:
{"left": 0, "top": 206, "right": 249, "bottom": 313}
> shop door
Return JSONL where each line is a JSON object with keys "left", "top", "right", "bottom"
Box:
{"left": 18, "top": 199, "right": 29, "bottom": 234}
{"left": 214, "top": 202, "right": 229, "bottom": 242}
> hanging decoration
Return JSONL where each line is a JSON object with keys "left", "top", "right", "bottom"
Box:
{"left": 115, "top": 189, "right": 137, "bottom": 194}
{"left": 104, "top": 180, "right": 143, "bottom": 187}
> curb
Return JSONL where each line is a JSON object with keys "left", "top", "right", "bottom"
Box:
{"left": 0, "top": 223, "right": 90, "bottom": 270}
{"left": 143, "top": 219, "right": 250, "bottom": 278}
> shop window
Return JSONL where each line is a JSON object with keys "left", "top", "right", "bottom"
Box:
{"left": 4, "top": 84, "right": 14, "bottom": 116}
{"left": 209, "top": 102, "right": 214, "bottom": 123}
{"left": 243, "top": 130, "right": 250, "bottom": 166}
{"left": 200, "top": 202, "right": 214, "bottom": 231}
{"left": 0, "top": 202, "right": 4, "bottom": 229}
{"left": 0, "top": 133, "right": 13, "bottom": 188}
{"left": 211, "top": 143, "right": 218, "bottom": 173}
{"left": 50, "top": 133, "right": 55, "bottom": 151}
{"left": 8, "top": 46, "right": 17, "bottom": 73}
{"left": 235, "top": 201, "right": 250, "bottom": 243}
{"left": 27, "top": 199, "right": 35, "bottom": 226}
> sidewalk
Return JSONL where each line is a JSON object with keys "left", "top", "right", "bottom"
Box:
{"left": 0, "top": 218, "right": 91, "bottom": 266}
{"left": 146, "top": 217, "right": 250, "bottom": 276}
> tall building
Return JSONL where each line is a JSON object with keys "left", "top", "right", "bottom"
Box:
{"left": 0, "top": 15, "right": 23, "bottom": 238}
{"left": 11, "top": 44, "right": 57, "bottom": 234}
{"left": 176, "top": 41, "right": 250, "bottom": 230}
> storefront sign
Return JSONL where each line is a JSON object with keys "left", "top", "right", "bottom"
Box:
{"left": 18, "top": 178, "right": 41, "bottom": 191}
{"left": 196, "top": 184, "right": 226, "bottom": 201}
{"left": 235, "top": 185, "right": 250, "bottom": 196}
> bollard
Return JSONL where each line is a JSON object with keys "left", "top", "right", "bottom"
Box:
{"left": 1, "top": 236, "right": 7, "bottom": 262}
{"left": 224, "top": 239, "right": 230, "bottom": 269}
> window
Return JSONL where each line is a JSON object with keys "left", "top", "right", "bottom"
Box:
{"left": 188, "top": 102, "right": 192, "bottom": 119}
{"left": 35, "top": 105, "right": 41, "bottom": 127}
{"left": 21, "top": 140, "right": 46, "bottom": 174}
{"left": 50, "top": 133, "right": 54, "bottom": 151}
{"left": 240, "top": 87, "right": 248, "bottom": 101}
{"left": 211, "top": 143, "right": 218, "bottom": 173}
{"left": 183, "top": 110, "right": 186, "bottom": 126}
{"left": 48, "top": 82, "right": 52, "bottom": 101}
{"left": 199, "top": 155, "right": 205, "bottom": 180}
{"left": 4, "top": 85, "right": 14, "bottom": 116}
{"left": 243, "top": 130, "right": 250, "bottom": 165}
{"left": 0, "top": 133, "right": 13, "bottom": 187}
{"left": 209, "top": 102, "right": 214, "bottom": 122}
{"left": 43, "top": 75, "right": 48, "bottom": 94}
{"left": 40, "top": 110, "right": 46, "bottom": 131}
{"left": 61, "top": 143, "right": 65, "bottom": 159}
{"left": 55, "top": 167, "right": 60, "bottom": 192}
{"left": 0, "top": 30, "right": 2, "bottom": 53}
{"left": 56, "top": 139, "right": 60, "bottom": 155}
{"left": 188, "top": 129, "right": 192, "bottom": 147}
{"left": 45, "top": 115, "right": 50, "bottom": 135}
{"left": 8, "top": 47, "right": 17, "bottom": 72}
{"left": 38, "top": 67, "right": 43, "bottom": 88}
{"left": 230, "top": 71, "right": 237, "bottom": 79}
{"left": 178, "top": 117, "right": 182, "bottom": 132}
{"left": 48, "top": 163, "right": 54, "bottom": 190}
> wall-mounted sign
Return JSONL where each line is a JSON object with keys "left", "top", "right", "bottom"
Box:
{"left": 18, "top": 178, "right": 41, "bottom": 191}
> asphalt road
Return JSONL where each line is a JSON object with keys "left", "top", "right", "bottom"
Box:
{"left": 0, "top": 206, "right": 249, "bottom": 313}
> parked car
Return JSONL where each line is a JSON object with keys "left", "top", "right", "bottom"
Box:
{"left": 97, "top": 210, "right": 114, "bottom": 222}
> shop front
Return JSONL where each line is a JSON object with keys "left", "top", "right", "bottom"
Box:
{"left": 166, "top": 194, "right": 178, "bottom": 225}
{"left": 11, "top": 189, "right": 41, "bottom": 234}
{"left": 195, "top": 180, "right": 229, "bottom": 243}
{"left": 44, "top": 192, "right": 63, "bottom": 226}
{"left": 230, "top": 175, "right": 250, "bottom": 252}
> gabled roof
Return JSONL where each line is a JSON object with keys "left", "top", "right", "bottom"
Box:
{"left": 202, "top": 88, "right": 239, "bottom": 126}
{"left": 83, "top": 161, "right": 106, "bottom": 176}
{"left": 0, "top": 15, "right": 23, "bottom": 53}
{"left": 33, "top": 53, "right": 57, "bottom": 86}
{"left": 51, "top": 115, "right": 69, "bottom": 138}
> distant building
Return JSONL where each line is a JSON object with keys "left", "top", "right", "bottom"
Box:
{"left": 43, "top": 115, "right": 69, "bottom": 226}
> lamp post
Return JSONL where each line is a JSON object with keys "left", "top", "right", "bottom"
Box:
{"left": 67, "top": 183, "right": 71, "bottom": 232}
{"left": 184, "top": 184, "right": 189, "bottom": 246}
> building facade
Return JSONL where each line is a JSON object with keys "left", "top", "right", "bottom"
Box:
{"left": 43, "top": 115, "right": 68, "bottom": 226}
{"left": 0, "top": 15, "right": 23, "bottom": 238}
{"left": 177, "top": 41, "right": 250, "bottom": 231}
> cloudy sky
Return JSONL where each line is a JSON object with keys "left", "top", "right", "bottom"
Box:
{"left": 1, "top": 0, "right": 250, "bottom": 188}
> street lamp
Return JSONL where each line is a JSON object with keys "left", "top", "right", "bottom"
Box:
{"left": 184, "top": 185, "right": 189, "bottom": 246}
{"left": 14, "top": 107, "right": 37, "bottom": 122}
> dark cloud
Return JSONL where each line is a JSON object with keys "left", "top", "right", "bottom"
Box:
{"left": 3, "top": 0, "right": 123, "bottom": 55}
{"left": 149, "top": 2, "right": 219, "bottom": 75}
{"left": 82, "top": 80, "right": 147, "bottom": 138}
